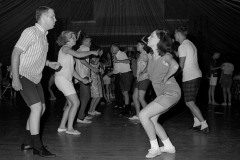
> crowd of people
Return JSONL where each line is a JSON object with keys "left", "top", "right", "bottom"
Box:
{"left": 6, "top": 5, "right": 238, "bottom": 159}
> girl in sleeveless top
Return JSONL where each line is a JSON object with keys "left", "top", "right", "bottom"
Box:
{"left": 55, "top": 31, "right": 98, "bottom": 135}
{"left": 139, "top": 30, "right": 181, "bottom": 158}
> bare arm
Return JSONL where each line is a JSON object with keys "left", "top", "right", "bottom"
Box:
{"left": 11, "top": 47, "right": 23, "bottom": 91}
{"left": 179, "top": 57, "right": 186, "bottom": 70}
{"left": 114, "top": 59, "right": 130, "bottom": 64}
{"left": 62, "top": 46, "right": 98, "bottom": 58}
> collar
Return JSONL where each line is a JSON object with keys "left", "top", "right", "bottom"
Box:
{"left": 35, "top": 23, "right": 48, "bottom": 35}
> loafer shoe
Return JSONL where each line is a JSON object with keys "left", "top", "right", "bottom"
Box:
{"left": 190, "top": 125, "right": 201, "bottom": 131}
{"left": 33, "top": 146, "right": 56, "bottom": 158}
{"left": 21, "top": 144, "right": 32, "bottom": 151}
{"left": 198, "top": 127, "right": 210, "bottom": 134}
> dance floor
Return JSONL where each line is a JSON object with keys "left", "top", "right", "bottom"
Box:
{"left": 0, "top": 93, "right": 240, "bottom": 160}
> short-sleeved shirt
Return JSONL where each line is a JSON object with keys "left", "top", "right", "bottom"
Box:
{"left": 178, "top": 39, "right": 202, "bottom": 82}
{"left": 113, "top": 51, "right": 131, "bottom": 74}
{"left": 55, "top": 46, "right": 74, "bottom": 81}
{"left": 15, "top": 23, "right": 48, "bottom": 84}
{"left": 75, "top": 45, "right": 90, "bottom": 83}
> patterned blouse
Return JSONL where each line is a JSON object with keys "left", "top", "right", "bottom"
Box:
{"left": 136, "top": 51, "right": 149, "bottom": 82}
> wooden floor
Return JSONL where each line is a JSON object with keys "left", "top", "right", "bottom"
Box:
{"left": 0, "top": 93, "right": 240, "bottom": 160}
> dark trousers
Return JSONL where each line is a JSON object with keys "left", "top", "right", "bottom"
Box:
{"left": 114, "top": 74, "right": 124, "bottom": 107}
{"left": 77, "top": 81, "right": 91, "bottom": 119}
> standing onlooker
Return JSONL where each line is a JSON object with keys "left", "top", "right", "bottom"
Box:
{"left": 208, "top": 52, "right": 221, "bottom": 105}
{"left": 75, "top": 37, "right": 99, "bottom": 124}
{"left": 11, "top": 6, "right": 59, "bottom": 157}
{"left": 220, "top": 57, "right": 234, "bottom": 106}
{"left": 111, "top": 43, "right": 133, "bottom": 115}
{"left": 174, "top": 26, "right": 209, "bottom": 133}
{"left": 129, "top": 41, "right": 150, "bottom": 121}
{"left": 139, "top": 30, "right": 181, "bottom": 158}
{"left": 55, "top": 31, "right": 97, "bottom": 135}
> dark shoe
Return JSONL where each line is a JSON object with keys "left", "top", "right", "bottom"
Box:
{"left": 190, "top": 125, "right": 201, "bottom": 131}
{"left": 21, "top": 144, "right": 33, "bottom": 151}
{"left": 33, "top": 146, "right": 56, "bottom": 158}
{"left": 198, "top": 127, "right": 210, "bottom": 134}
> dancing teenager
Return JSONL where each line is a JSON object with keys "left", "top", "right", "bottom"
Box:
{"left": 55, "top": 31, "right": 97, "bottom": 135}
{"left": 11, "top": 6, "right": 59, "bottom": 157}
{"left": 174, "top": 26, "right": 209, "bottom": 133}
{"left": 129, "top": 41, "right": 150, "bottom": 121}
{"left": 139, "top": 30, "right": 181, "bottom": 158}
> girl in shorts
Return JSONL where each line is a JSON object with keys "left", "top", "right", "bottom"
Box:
{"left": 55, "top": 31, "right": 97, "bottom": 135}
{"left": 139, "top": 30, "right": 181, "bottom": 158}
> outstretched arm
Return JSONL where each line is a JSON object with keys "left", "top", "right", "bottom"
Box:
{"left": 62, "top": 46, "right": 98, "bottom": 58}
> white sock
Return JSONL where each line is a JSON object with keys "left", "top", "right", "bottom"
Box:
{"left": 150, "top": 139, "right": 159, "bottom": 150}
{"left": 193, "top": 117, "right": 201, "bottom": 127}
{"left": 200, "top": 120, "right": 208, "bottom": 130}
{"left": 162, "top": 138, "right": 174, "bottom": 149}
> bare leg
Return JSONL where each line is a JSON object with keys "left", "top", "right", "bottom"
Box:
{"left": 138, "top": 90, "right": 147, "bottom": 108}
{"left": 132, "top": 88, "right": 140, "bottom": 116}
{"left": 186, "top": 101, "right": 205, "bottom": 122}
{"left": 58, "top": 99, "right": 71, "bottom": 129}
{"left": 226, "top": 88, "right": 232, "bottom": 105}
{"left": 66, "top": 94, "right": 80, "bottom": 132}
{"left": 139, "top": 101, "right": 168, "bottom": 141}
{"left": 222, "top": 88, "right": 227, "bottom": 104}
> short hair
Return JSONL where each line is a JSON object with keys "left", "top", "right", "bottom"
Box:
{"left": 82, "top": 37, "right": 91, "bottom": 45}
{"left": 137, "top": 40, "right": 150, "bottom": 53}
{"left": 56, "top": 31, "right": 76, "bottom": 46}
{"left": 36, "top": 6, "right": 53, "bottom": 22}
{"left": 175, "top": 26, "right": 188, "bottom": 36}
{"left": 111, "top": 42, "right": 120, "bottom": 49}
{"left": 155, "top": 29, "right": 173, "bottom": 56}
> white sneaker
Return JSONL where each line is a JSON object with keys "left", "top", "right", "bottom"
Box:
{"left": 77, "top": 118, "right": 92, "bottom": 124}
{"left": 66, "top": 130, "right": 81, "bottom": 135}
{"left": 88, "top": 111, "right": 96, "bottom": 116}
{"left": 128, "top": 115, "right": 139, "bottom": 120}
{"left": 146, "top": 148, "right": 161, "bottom": 158}
{"left": 160, "top": 146, "right": 176, "bottom": 153}
{"left": 85, "top": 115, "right": 93, "bottom": 120}
{"left": 57, "top": 128, "right": 67, "bottom": 132}
{"left": 94, "top": 111, "right": 101, "bottom": 115}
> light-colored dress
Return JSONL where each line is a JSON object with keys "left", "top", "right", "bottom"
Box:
{"left": 90, "top": 62, "right": 103, "bottom": 98}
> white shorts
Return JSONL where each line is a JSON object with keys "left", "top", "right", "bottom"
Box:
{"left": 55, "top": 76, "right": 76, "bottom": 96}
{"left": 210, "top": 75, "right": 218, "bottom": 86}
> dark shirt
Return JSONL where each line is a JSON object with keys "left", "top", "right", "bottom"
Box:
{"left": 209, "top": 59, "right": 220, "bottom": 77}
